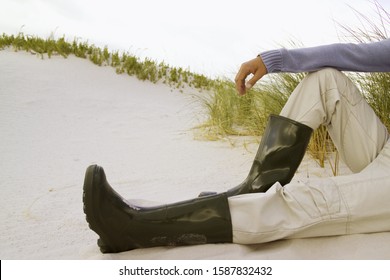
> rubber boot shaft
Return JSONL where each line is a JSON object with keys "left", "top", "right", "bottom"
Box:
{"left": 228, "top": 115, "right": 312, "bottom": 195}
{"left": 200, "top": 115, "right": 313, "bottom": 197}
{"left": 83, "top": 165, "right": 232, "bottom": 253}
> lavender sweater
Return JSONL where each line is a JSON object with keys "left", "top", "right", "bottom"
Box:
{"left": 259, "top": 39, "right": 390, "bottom": 74}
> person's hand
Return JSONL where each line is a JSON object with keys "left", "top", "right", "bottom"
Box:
{"left": 235, "top": 56, "right": 267, "bottom": 95}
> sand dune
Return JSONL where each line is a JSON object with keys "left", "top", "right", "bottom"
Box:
{"left": 1, "top": 50, "right": 389, "bottom": 260}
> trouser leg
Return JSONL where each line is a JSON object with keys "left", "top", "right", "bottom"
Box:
{"left": 228, "top": 68, "right": 390, "bottom": 244}
{"left": 229, "top": 140, "right": 390, "bottom": 244}
{"left": 280, "top": 68, "right": 388, "bottom": 172}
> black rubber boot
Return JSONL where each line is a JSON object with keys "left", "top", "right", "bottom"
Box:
{"left": 199, "top": 115, "right": 313, "bottom": 197}
{"left": 83, "top": 165, "right": 232, "bottom": 253}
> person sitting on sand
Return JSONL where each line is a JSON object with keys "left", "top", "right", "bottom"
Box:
{"left": 83, "top": 39, "right": 390, "bottom": 253}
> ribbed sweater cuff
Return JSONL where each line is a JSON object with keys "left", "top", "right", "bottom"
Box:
{"left": 259, "top": 49, "right": 283, "bottom": 73}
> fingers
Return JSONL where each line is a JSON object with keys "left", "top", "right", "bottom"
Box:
{"left": 234, "top": 67, "right": 248, "bottom": 95}
{"left": 246, "top": 70, "right": 263, "bottom": 89}
{"left": 235, "top": 63, "right": 255, "bottom": 95}
{"left": 235, "top": 56, "right": 267, "bottom": 95}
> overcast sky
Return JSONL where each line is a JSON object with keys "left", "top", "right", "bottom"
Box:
{"left": 1, "top": 0, "right": 389, "bottom": 77}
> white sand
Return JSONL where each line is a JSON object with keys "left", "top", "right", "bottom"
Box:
{"left": 1, "top": 50, "right": 390, "bottom": 260}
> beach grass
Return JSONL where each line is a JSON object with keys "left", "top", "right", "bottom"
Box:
{"left": 0, "top": 32, "right": 214, "bottom": 91}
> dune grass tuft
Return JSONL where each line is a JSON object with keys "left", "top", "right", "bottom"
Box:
{"left": 0, "top": 32, "right": 213, "bottom": 92}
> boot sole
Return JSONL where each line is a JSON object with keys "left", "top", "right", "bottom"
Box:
{"left": 83, "top": 165, "right": 114, "bottom": 253}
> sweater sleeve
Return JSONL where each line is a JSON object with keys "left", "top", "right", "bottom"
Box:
{"left": 259, "top": 39, "right": 390, "bottom": 73}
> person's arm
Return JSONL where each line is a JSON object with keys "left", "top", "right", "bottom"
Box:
{"left": 235, "top": 39, "right": 390, "bottom": 95}
{"left": 261, "top": 39, "right": 390, "bottom": 73}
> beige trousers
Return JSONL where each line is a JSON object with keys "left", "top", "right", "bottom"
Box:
{"left": 229, "top": 68, "right": 390, "bottom": 244}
